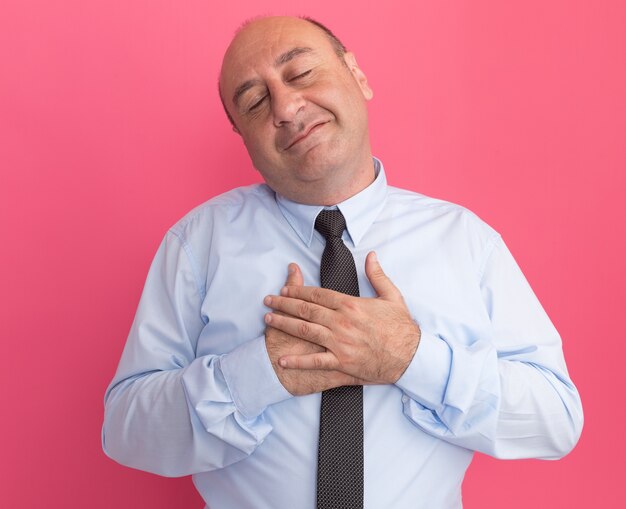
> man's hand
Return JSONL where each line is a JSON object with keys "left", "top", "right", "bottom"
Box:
{"left": 264, "top": 252, "right": 421, "bottom": 384}
{"left": 265, "top": 264, "right": 365, "bottom": 396}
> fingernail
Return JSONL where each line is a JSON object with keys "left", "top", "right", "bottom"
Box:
{"left": 280, "top": 286, "right": 288, "bottom": 296}
{"left": 288, "top": 264, "right": 295, "bottom": 274}
{"left": 264, "top": 313, "right": 272, "bottom": 324}
{"left": 264, "top": 296, "right": 272, "bottom": 306}
{"left": 279, "top": 358, "right": 288, "bottom": 367}
{"left": 371, "top": 251, "right": 378, "bottom": 262}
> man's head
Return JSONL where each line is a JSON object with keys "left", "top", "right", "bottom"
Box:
{"left": 219, "top": 16, "right": 375, "bottom": 205}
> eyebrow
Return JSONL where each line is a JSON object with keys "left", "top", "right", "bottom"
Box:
{"left": 274, "top": 46, "right": 313, "bottom": 66}
{"left": 232, "top": 47, "right": 314, "bottom": 107}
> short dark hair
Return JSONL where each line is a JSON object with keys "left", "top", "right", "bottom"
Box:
{"left": 219, "top": 17, "right": 348, "bottom": 131}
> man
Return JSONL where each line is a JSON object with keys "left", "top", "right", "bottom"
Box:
{"left": 103, "top": 16, "right": 583, "bottom": 508}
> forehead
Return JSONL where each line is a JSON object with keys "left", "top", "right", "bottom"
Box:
{"left": 220, "top": 17, "right": 335, "bottom": 92}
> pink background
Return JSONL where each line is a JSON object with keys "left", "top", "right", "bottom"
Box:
{"left": 1, "top": 0, "right": 624, "bottom": 507}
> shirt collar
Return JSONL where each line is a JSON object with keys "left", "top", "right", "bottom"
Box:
{"left": 275, "top": 158, "right": 388, "bottom": 247}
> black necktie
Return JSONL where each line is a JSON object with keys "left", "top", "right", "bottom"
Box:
{"left": 314, "top": 209, "right": 363, "bottom": 509}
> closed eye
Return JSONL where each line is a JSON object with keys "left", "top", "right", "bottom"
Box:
{"left": 248, "top": 95, "right": 267, "bottom": 112}
{"left": 289, "top": 70, "right": 312, "bottom": 82}
{"left": 246, "top": 69, "right": 312, "bottom": 112}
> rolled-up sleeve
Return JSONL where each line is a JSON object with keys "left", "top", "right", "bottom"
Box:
{"left": 396, "top": 236, "right": 583, "bottom": 459}
{"left": 102, "top": 231, "right": 291, "bottom": 477}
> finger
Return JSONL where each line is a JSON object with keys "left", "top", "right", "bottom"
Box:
{"left": 285, "top": 262, "right": 304, "bottom": 287}
{"left": 264, "top": 311, "right": 330, "bottom": 347}
{"left": 280, "top": 285, "right": 344, "bottom": 309}
{"left": 365, "top": 251, "right": 403, "bottom": 302}
{"left": 264, "top": 294, "right": 333, "bottom": 327}
{"left": 279, "top": 351, "right": 340, "bottom": 370}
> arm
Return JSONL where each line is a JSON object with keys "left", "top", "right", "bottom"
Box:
{"left": 102, "top": 231, "right": 291, "bottom": 477}
{"left": 395, "top": 237, "right": 583, "bottom": 458}
{"left": 264, "top": 244, "right": 583, "bottom": 459}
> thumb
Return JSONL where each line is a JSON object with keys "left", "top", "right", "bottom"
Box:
{"left": 365, "top": 252, "right": 402, "bottom": 302}
{"left": 285, "top": 262, "right": 304, "bottom": 287}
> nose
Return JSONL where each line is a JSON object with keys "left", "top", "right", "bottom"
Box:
{"left": 270, "top": 84, "right": 305, "bottom": 127}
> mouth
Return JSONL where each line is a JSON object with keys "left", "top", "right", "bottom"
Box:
{"left": 284, "top": 121, "right": 329, "bottom": 151}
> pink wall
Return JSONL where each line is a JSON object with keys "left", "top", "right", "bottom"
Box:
{"left": 1, "top": 0, "right": 624, "bottom": 507}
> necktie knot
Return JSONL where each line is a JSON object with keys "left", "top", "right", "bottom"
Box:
{"left": 315, "top": 209, "right": 347, "bottom": 239}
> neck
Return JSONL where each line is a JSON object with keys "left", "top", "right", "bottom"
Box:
{"left": 288, "top": 156, "right": 377, "bottom": 206}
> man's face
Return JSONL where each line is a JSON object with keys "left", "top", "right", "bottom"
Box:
{"left": 219, "top": 17, "right": 374, "bottom": 205}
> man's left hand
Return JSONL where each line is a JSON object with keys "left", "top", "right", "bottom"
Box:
{"left": 263, "top": 252, "right": 421, "bottom": 384}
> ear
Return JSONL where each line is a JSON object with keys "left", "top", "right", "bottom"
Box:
{"left": 343, "top": 52, "right": 374, "bottom": 101}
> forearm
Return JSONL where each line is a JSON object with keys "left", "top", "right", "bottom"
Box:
{"left": 397, "top": 331, "right": 583, "bottom": 459}
{"left": 397, "top": 236, "right": 583, "bottom": 459}
{"left": 103, "top": 366, "right": 222, "bottom": 477}
{"left": 103, "top": 336, "right": 291, "bottom": 476}
{"left": 492, "top": 356, "right": 582, "bottom": 458}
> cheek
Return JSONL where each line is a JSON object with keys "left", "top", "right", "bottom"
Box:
{"left": 241, "top": 135, "right": 286, "bottom": 178}
{"left": 242, "top": 129, "right": 276, "bottom": 159}
{"left": 315, "top": 81, "right": 366, "bottom": 121}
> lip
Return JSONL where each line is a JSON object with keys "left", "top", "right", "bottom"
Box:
{"left": 284, "top": 121, "right": 329, "bottom": 151}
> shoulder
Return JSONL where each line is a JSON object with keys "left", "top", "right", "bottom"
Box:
{"left": 387, "top": 185, "right": 499, "bottom": 235}
{"left": 384, "top": 185, "right": 502, "bottom": 269}
{"left": 155, "top": 184, "right": 276, "bottom": 296}
{"left": 167, "top": 183, "right": 275, "bottom": 241}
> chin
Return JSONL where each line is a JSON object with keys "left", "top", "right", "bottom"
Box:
{"left": 299, "top": 142, "right": 347, "bottom": 172}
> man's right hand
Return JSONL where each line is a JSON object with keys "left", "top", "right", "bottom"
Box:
{"left": 265, "top": 264, "right": 364, "bottom": 396}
